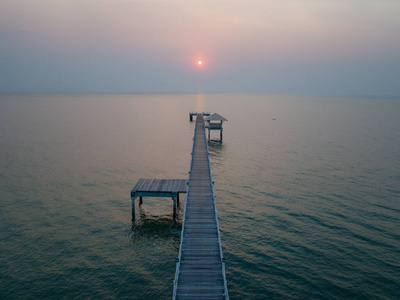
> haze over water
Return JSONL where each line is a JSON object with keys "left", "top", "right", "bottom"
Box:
{"left": 1, "top": 1, "right": 400, "bottom": 97}
{"left": 0, "top": 93, "right": 399, "bottom": 299}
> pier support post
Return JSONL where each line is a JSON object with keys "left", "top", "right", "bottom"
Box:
{"left": 131, "top": 199, "right": 135, "bottom": 220}
{"left": 177, "top": 193, "right": 180, "bottom": 207}
{"left": 173, "top": 199, "right": 177, "bottom": 220}
{"left": 139, "top": 196, "right": 143, "bottom": 205}
{"left": 190, "top": 115, "right": 193, "bottom": 121}
{"left": 220, "top": 129, "right": 223, "bottom": 141}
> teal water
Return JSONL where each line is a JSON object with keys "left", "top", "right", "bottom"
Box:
{"left": 0, "top": 94, "right": 399, "bottom": 299}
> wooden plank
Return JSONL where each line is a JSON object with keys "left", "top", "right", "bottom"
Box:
{"left": 165, "top": 179, "right": 172, "bottom": 193}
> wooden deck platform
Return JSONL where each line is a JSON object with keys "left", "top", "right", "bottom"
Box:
{"left": 189, "top": 111, "right": 210, "bottom": 121}
{"left": 173, "top": 114, "right": 229, "bottom": 299}
{"left": 131, "top": 179, "right": 187, "bottom": 219}
{"left": 131, "top": 178, "right": 187, "bottom": 198}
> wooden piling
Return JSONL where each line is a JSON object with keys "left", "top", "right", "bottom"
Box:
{"left": 131, "top": 199, "right": 135, "bottom": 220}
{"left": 173, "top": 199, "right": 177, "bottom": 219}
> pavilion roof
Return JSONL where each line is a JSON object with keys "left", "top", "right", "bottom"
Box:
{"left": 205, "top": 113, "right": 228, "bottom": 122}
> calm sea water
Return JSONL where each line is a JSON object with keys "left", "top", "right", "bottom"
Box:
{"left": 0, "top": 93, "right": 399, "bottom": 299}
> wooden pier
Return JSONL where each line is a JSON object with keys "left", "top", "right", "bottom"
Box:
{"left": 173, "top": 114, "right": 229, "bottom": 299}
{"left": 189, "top": 111, "right": 210, "bottom": 122}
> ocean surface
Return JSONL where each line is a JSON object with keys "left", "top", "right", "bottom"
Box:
{"left": 0, "top": 93, "right": 399, "bottom": 299}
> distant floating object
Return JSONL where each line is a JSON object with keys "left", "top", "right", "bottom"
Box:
{"left": 273, "top": 118, "right": 276, "bottom": 120}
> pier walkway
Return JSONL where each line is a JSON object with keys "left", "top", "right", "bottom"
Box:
{"left": 173, "top": 114, "right": 229, "bottom": 299}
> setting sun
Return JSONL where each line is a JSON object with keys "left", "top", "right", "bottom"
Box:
{"left": 195, "top": 59, "right": 205, "bottom": 68}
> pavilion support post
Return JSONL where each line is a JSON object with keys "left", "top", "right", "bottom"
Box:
{"left": 177, "top": 193, "right": 180, "bottom": 207}
{"left": 220, "top": 121, "right": 223, "bottom": 141}
{"left": 208, "top": 128, "right": 210, "bottom": 140}
{"left": 139, "top": 196, "right": 143, "bottom": 205}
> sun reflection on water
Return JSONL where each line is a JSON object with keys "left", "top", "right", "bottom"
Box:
{"left": 196, "top": 91, "right": 204, "bottom": 113}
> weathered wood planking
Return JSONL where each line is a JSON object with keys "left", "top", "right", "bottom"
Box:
{"left": 173, "top": 114, "right": 229, "bottom": 299}
{"left": 131, "top": 178, "right": 187, "bottom": 196}
{"left": 189, "top": 111, "right": 211, "bottom": 121}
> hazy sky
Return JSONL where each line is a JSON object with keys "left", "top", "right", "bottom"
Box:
{"left": 1, "top": 0, "right": 399, "bottom": 96}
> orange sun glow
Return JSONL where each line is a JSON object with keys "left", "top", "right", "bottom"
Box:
{"left": 195, "top": 59, "right": 204, "bottom": 67}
